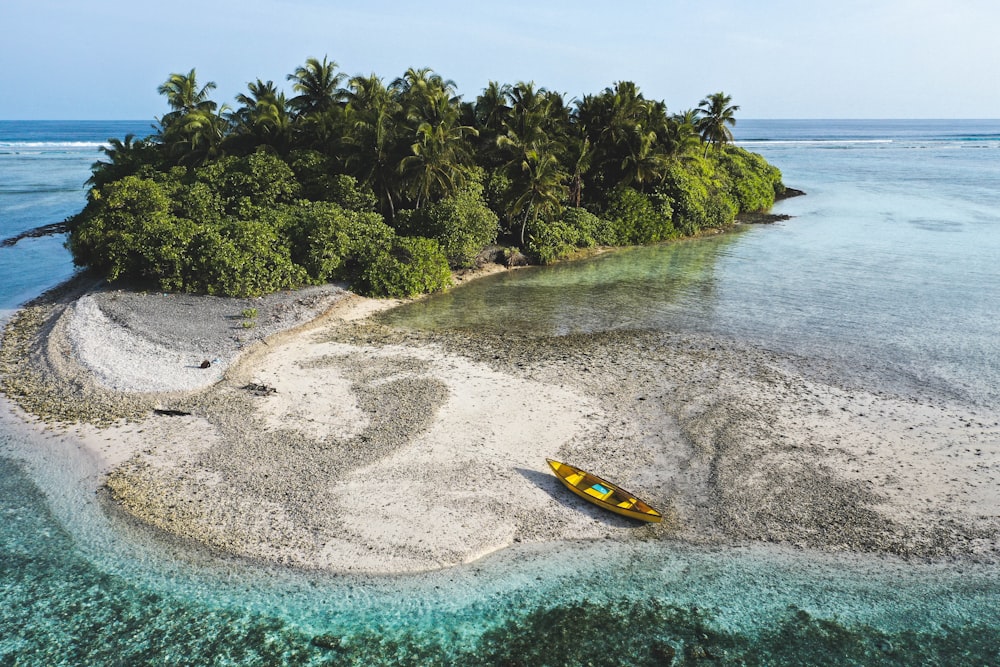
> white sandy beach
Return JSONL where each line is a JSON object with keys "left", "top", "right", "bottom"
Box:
{"left": 1, "top": 279, "right": 997, "bottom": 573}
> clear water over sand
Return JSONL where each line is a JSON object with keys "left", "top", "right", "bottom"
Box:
{"left": 385, "top": 120, "right": 1000, "bottom": 407}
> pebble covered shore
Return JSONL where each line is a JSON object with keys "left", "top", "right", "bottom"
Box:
{"left": 1, "top": 273, "right": 997, "bottom": 571}
{"left": 0, "top": 276, "right": 346, "bottom": 425}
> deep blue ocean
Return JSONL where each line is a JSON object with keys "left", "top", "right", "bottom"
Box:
{"left": 1, "top": 120, "right": 998, "bottom": 664}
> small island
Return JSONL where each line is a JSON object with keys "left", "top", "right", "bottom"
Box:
{"left": 67, "top": 58, "right": 785, "bottom": 298}
{"left": 2, "top": 59, "right": 995, "bottom": 576}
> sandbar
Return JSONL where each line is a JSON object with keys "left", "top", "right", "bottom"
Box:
{"left": 1, "top": 272, "right": 997, "bottom": 573}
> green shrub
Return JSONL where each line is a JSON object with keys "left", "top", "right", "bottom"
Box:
{"left": 395, "top": 176, "right": 499, "bottom": 268}
{"left": 68, "top": 104, "right": 786, "bottom": 300}
{"left": 171, "top": 180, "right": 225, "bottom": 226}
{"left": 71, "top": 174, "right": 310, "bottom": 296}
{"left": 714, "top": 146, "right": 784, "bottom": 212}
{"left": 194, "top": 150, "right": 300, "bottom": 218}
{"left": 184, "top": 218, "right": 306, "bottom": 297}
{"left": 525, "top": 219, "right": 577, "bottom": 264}
{"left": 129, "top": 215, "right": 199, "bottom": 292}
{"left": 69, "top": 176, "right": 193, "bottom": 288}
{"left": 559, "top": 207, "right": 603, "bottom": 247}
{"left": 483, "top": 168, "right": 514, "bottom": 228}
{"left": 281, "top": 202, "right": 390, "bottom": 284}
{"left": 289, "top": 150, "right": 377, "bottom": 211}
{"left": 357, "top": 236, "right": 452, "bottom": 297}
{"left": 525, "top": 208, "right": 604, "bottom": 264}
{"left": 341, "top": 208, "right": 398, "bottom": 269}
{"left": 657, "top": 158, "right": 737, "bottom": 235}
{"left": 598, "top": 187, "right": 675, "bottom": 245}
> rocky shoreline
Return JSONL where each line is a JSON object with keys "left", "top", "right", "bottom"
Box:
{"left": 1, "top": 270, "right": 997, "bottom": 572}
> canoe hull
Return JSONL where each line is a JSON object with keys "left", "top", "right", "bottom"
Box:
{"left": 547, "top": 459, "right": 662, "bottom": 523}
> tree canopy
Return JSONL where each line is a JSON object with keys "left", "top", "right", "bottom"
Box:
{"left": 71, "top": 57, "right": 785, "bottom": 298}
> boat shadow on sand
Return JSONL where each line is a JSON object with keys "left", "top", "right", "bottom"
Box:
{"left": 514, "top": 467, "right": 646, "bottom": 528}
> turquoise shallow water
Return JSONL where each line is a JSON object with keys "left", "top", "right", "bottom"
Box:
{"left": 3, "top": 433, "right": 999, "bottom": 665}
{"left": 1, "top": 120, "right": 999, "bottom": 664}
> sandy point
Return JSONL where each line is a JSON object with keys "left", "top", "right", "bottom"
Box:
{"left": 43, "top": 290, "right": 657, "bottom": 573}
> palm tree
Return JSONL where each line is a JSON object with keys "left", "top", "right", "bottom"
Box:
{"left": 343, "top": 74, "right": 405, "bottom": 218}
{"left": 619, "top": 125, "right": 668, "bottom": 187}
{"left": 574, "top": 81, "right": 669, "bottom": 194}
{"left": 234, "top": 79, "right": 286, "bottom": 124}
{"left": 473, "top": 81, "right": 512, "bottom": 167}
{"left": 495, "top": 82, "right": 567, "bottom": 187}
{"left": 228, "top": 79, "right": 292, "bottom": 153}
{"left": 169, "top": 107, "right": 230, "bottom": 165}
{"left": 663, "top": 110, "right": 702, "bottom": 157}
{"left": 491, "top": 81, "right": 577, "bottom": 240}
{"left": 287, "top": 56, "right": 346, "bottom": 117}
{"left": 155, "top": 70, "right": 228, "bottom": 165}
{"left": 604, "top": 81, "right": 646, "bottom": 145}
{"left": 674, "top": 108, "right": 700, "bottom": 129}
{"left": 475, "top": 81, "right": 512, "bottom": 136}
{"left": 158, "top": 69, "right": 217, "bottom": 114}
{"left": 399, "top": 79, "right": 479, "bottom": 208}
{"left": 393, "top": 67, "right": 460, "bottom": 131}
{"left": 564, "top": 135, "right": 592, "bottom": 208}
{"left": 399, "top": 115, "right": 477, "bottom": 208}
{"left": 88, "top": 134, "right": 159, "bottom": 188}
{"left": 508, "top": 147, "right": 569, "bottom": 244}
{"left": 504, "top": 82, "right": 553, "bottom": 151}
{"left": 156, "top": 69, "right": 218, "bottom": 138}
{"left": 390, "top": 68, "right": 476, "bottom": 209}
{"left": 695, "top": 92, "right": 739, "bottom": 154}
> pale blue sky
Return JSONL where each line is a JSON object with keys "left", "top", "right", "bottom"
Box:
{"left": 2, "top": 0, "right": 997, "bottom": 119}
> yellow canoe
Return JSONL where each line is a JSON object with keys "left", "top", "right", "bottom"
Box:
{"left": 546, "top": 459, "right": 662, "bottom": 523}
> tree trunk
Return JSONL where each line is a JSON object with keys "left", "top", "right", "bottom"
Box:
{"left": 520, "top": 206, "right": 532, "bottom": 246}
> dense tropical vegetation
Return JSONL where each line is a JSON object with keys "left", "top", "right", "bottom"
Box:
{"left": 68, "top": 58, "right": 785, "bottom": 297}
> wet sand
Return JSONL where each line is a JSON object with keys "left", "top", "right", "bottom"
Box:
{"left": 1, "top": 274, "right": 997, "bottom": 573}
